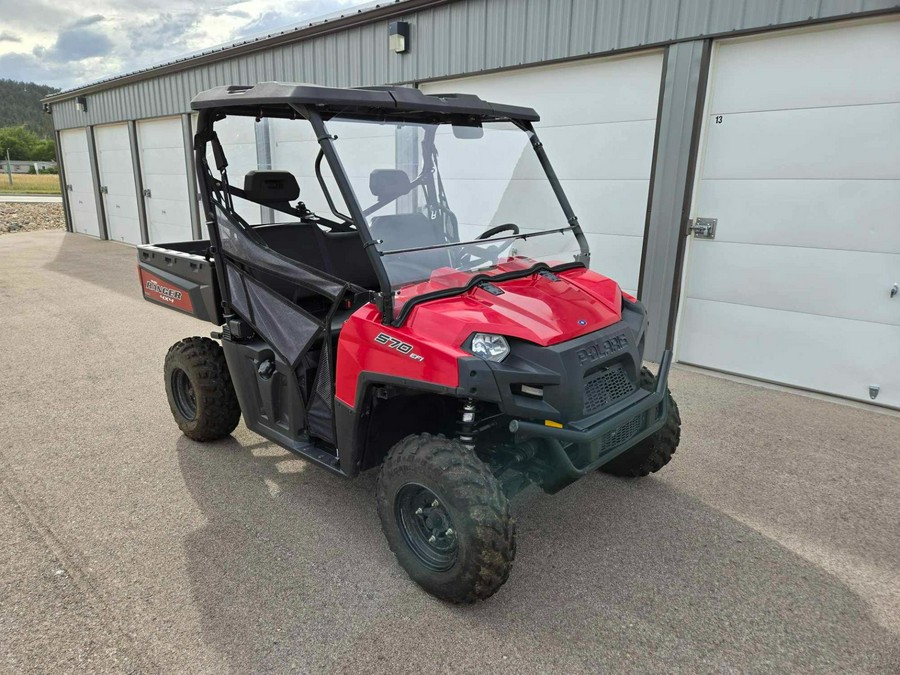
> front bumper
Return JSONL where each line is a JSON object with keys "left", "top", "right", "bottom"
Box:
{"left": 509, "top": 350, "right": 672, "bottom": 493}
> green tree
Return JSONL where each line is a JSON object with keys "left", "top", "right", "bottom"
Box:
{"left": 31, "top": 137, "right": 57, "bottom": 161}
{"left": 0, "top": 125, "right": 56, "bottom": 161}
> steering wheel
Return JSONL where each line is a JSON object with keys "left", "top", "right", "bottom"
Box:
{"left": 477, "top": 223, "right": 520, "bottom": 240}
{"left": 461, "top": 223, "right": 521, "bottom": 266}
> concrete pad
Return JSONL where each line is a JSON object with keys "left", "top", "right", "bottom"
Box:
{"left": 0, "top": 195, "right": 63, "bottom": 203}
{"left": 1, "top": 231, "right": 898, "bottom": 673}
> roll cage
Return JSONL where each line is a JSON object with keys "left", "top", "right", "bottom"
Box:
{"left": 191, "top": 82, "right": 591, "bottom": 326}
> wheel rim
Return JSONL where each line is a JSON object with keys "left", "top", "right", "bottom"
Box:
{"left": 394, "top": 483, "right": 458, "bottom": 572}
{"left": 170, "top": 368, "right": 197, "bottom": 420}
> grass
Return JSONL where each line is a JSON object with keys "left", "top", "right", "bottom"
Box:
{"left": 0, "top": 174, "right": 62, "bottom": 195}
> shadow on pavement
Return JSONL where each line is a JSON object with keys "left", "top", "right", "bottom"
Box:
{"left": 177, "top": 434, "right": 898, "bottom": 673}
{"left": 45, "top": 232, "right": 142, "bottom": 300}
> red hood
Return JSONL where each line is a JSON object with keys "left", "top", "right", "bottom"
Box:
{"left": 401, "top": 265, "right": 623, "bottom": 348}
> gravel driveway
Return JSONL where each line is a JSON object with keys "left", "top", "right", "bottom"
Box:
{"left": 1, "top": 231, "right": 898, "bottom": 674}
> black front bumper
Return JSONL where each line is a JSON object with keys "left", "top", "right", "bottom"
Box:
{"left": 509, "top": 350, "right": 672, "bottom": 493}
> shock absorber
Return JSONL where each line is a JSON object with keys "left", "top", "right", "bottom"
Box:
{"left": 458, "top": 398, "right": 478, "bottom": 450}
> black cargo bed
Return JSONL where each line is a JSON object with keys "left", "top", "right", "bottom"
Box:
{"left": 137, "top": 240, "right": 223, "bottom": 325}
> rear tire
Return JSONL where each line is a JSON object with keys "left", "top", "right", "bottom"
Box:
{"left": 164, "top": 337, "right": 241, "bottom": 442}
{"left": 376, "top": 434, "right": 515, "bottom": 604}
{"left": 600, "top": 367, "right": 681, "bottom": 478}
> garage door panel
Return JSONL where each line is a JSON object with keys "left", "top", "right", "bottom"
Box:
{"left": 138, "top": 120, "right": 185, "bottom": 149}
{"left": 537, "top": 121, "right": 657, "bottom": 180}
{"left": 567, "top": 180, "right": 651, "bottom": 237}
{"left": 144, "top": 173, "right": 188, "bottom": 200}
{"left": 679, "top": 18, "right": 900, "bottom": 408}
{"left": 679, "top": 299, "right": 900, "bottom": 407}
{"left": 145, "top": 198, "right": 190, "bottom": 227}
{"left": 711, "top": 19, "right": 900, "bottom": 114}
{"left": 138, "top": 118, "right": 192, "bottom": 243}
{"left": 702, "top": 103, "right": 900, "bottom": 180}
{"left": 686, "top": 243, "right": 900, "bottom": 326}
{"left": 62, "top": 131, "right": 88, "bottom": 154}
{"left": 67, "top": 195, "right": 95, "bottom": 234}
{"left": 584, "top": 234, "right": 643, "bottom": 296}
{"left": 95, "top": 124, "right": 141, "bottom": 244}
{"left": 145, "top": 218, "right": 192, "bottom": 245}
{"left": 422, "top": 52, "right": 663, "bottom": 128}
{"left": 97, "top": 149, "right": 132, "bottom": 175}
{"left": 60, "top": 129, "right": 100, "bottom": 238}
{"left": 696, "top": 179, "right": 900, "bottom": 253}
{"left": 140, "top": 148, "right": 187, "bottom": 177}
{"left": 105, "top": 214, "right": 141, "bottom": 244}
{"left": 63, "top": 158, "right": 90, "bottom": 176}
{"left": 102, "top": 172, "right": 137, "bottom": 199}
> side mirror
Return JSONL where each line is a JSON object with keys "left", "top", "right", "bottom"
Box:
{"left": 452, "top": 123, "right": 483, "bottom": 139}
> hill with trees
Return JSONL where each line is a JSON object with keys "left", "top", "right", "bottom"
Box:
{"left": 0, "top": 80, "right": 59, "bottom": 161}
{"left": 0, "top": 79, "right": 58, "bottom": 137}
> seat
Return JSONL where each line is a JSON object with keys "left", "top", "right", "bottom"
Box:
{"left": 367, "top": 169, "right": 452, "bottom": 285}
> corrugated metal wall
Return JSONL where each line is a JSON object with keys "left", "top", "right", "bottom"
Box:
{"left": 50, "top": 0, "right": 900, "bottom": 129}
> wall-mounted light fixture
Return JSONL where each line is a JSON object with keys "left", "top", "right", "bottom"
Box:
{"left": 42, "top": 103, "right": 51, "bottom": 114}
{"left": 75, "top": 96, "right": 87, "bottom": 113}
{"left": 389, "top": 21, "right": 410, "bottom": 54}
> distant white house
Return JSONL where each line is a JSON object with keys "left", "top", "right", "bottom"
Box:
{"left": 4, "top": 160, "right": 57, "bottom": 174}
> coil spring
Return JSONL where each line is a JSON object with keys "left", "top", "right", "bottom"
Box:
{"left": 458, "top": 398, "right": 477, "bottom": 450}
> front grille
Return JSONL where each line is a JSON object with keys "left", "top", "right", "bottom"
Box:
{"left": 583, "top": 364, "right": 636, "bottom": 415}
{"left": 601, "top": 412, "right": 647, "bottom": 449}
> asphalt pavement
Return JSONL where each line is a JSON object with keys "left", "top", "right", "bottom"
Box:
{"left": 1, "top": 231, "right": 898, "bottom": 674}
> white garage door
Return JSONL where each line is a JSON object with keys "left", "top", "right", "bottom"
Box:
{"left": 419, "top": 52, "right": 664, "bottom": 296}
{"left": 677, "top": 18, "right": 900, "bottom": 408}
{"left": 59, "top": 128, "right": 100, "bottom": 237}
{"left": 137, "top": 117, "right": 192, "bottom": 243}
{"left": 94, "top": 124, "right": 141, "bottom": 245}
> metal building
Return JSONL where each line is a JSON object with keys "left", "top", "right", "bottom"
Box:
{"left": 43, "top": 0, "right": 900, "bottom": 408}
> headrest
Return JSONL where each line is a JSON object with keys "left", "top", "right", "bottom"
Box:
{"left": 369, "top": 169, "right": 411, "bottom": 200}
{"left": 243, "top": 170, "right": 300, "bottom": 203}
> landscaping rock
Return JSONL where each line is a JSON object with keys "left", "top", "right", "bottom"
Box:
{"left": 0, "top": 204, "right": 65, "bottom": 235}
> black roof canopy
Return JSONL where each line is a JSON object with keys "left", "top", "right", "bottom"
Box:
{"left": 190, "top": 82, "right": 540, "bottom": 122}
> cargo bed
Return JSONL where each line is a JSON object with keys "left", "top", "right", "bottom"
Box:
{"left": 137, "top": 240, "right": 223, "bottom": 325}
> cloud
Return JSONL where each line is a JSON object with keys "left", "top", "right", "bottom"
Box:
{"left": 236, "top": 0, "right": 368, "bottom": 38}
{"left": 45, "top": 25, "right": 114, "bottom": 61}
{"left": 0, "top": 15, "right": 115, "bottom": 88}
{"left": 0, "top": 0, "right": 69, "bottom": 32}
{"left": 0, "top": 51, "right": 96, "bottom": 88}
{"left": 69, "top": 14, "right": 106, "bottom": 29}
{"left": 0, "top": 0, "right": 374, "bottom": 89}
{"left": 212, "top": 8, "right": 251, "bottom": 19}
{"left": 127, "top": 13, "right": 200, "bottom": 55}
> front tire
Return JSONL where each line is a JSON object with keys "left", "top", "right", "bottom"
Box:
{"left": 164, "top": 337, "right": 241, "bottom": 442}
{"left": 600, "top": 367, "right": 681, "bottom": 477}
{"left": 376, "top": 434, "right": 515, "bottom": 604}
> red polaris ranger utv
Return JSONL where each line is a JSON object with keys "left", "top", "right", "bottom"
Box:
{"left": 138, "top": 82, "right": 681, "bottom": 603}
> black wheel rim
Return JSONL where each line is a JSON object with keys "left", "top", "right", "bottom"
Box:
{"left": 171, "top": 368, "right": 197, "bottom": 421}
{"left": 394, "top": 483, "right": 458, "bottom": 572}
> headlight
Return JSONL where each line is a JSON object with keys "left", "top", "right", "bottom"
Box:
{"left": 470, "top": 333, "right": 510, "bottom": 362}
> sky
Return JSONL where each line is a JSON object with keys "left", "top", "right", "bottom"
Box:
{"left": 0, "top": 0, "right": 375, "bottom": 91}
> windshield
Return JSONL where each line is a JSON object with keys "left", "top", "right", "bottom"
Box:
{"left": 322, "top": 116, "right": 584, "bottom": 315}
